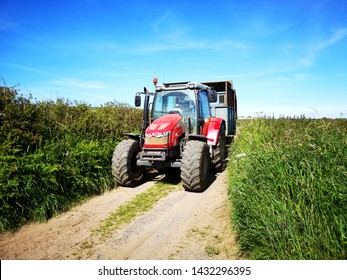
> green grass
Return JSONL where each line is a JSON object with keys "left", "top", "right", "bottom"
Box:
{"left": 205, "top": 245, "right": 221, "bottom": 257}
{"left": 228, "top": 118, "right": 347, "bottom": 259}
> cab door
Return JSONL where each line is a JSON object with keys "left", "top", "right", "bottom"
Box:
{"left": 197, "top": 91, "right": 211, "bottom": 134}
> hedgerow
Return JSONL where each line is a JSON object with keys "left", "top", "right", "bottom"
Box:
{"left": 0, "top": 86, "right": 142, "bottom": 231}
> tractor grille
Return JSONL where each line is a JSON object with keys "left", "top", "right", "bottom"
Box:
{"left": 144, "top": 135, "right": 168, "bottom": 146}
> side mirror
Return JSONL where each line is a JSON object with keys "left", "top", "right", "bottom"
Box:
{"left": 208, "top": 89, "right": 217, "bottom": 103}
{"left": 135, "top": 95, "right": 141, "bottom": 107}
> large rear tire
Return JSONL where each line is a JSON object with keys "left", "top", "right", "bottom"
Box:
{"left": 181, "top": 140, "right": 210, "bottom": 192}
{"left": 212, "top": 124, "right": 226, "bottom": 172}
{"left": 112, "top": 139, "right": 145, "bottom": 187}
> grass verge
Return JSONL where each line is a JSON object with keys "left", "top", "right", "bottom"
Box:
{"left": 228, "top": 118, "right": 346, "bottom": 259}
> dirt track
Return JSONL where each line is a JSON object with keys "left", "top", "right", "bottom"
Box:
{"left": 0, "top": 170, "right": 239, "bottom": 260}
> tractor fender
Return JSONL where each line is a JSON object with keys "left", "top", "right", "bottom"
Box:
{"left": 201, "top": 117, "right": 225, "bottom": 146}
{"left": 123, "top": 133, "right": 141, "bottom": 141}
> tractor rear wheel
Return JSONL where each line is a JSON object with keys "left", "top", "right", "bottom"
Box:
{"left": 112, "top": 139, "right": 145, "bottom": 187}
{"left": 181, "top": 140, "right": 210, "bottom": 192}
{"left": 212, "top": 124, "right": 226, "bottom": 172}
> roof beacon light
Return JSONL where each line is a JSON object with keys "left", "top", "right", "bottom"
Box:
{"left": 153, "top": 77, "right": 158, "bottom": 85}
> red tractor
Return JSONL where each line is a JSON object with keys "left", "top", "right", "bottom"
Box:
{"left": 112, "top": 79, "right": 237, "bottom": 192}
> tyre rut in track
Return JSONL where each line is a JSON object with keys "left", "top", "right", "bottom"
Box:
{"left": 69, "top": 170, "right": 239, "bottom": 260}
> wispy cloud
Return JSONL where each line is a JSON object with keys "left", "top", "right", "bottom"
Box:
{"left": 150, "top": 11, "right": 190, "bottom": 40}
{"left": 122, "top": 9, "right": 247, "bottom": 54}
{"left": 93, "top": 35, "right": 246, "bottom": 55}
{"left": 334, "top": 73, "right": 347, "bottom": 78}
{"left": 216, "top": 72, "right": 265, "bottom": 79}
{"left": 0, "top": 21, "right": 17, "bottom": 31}
{"left": 300, "top": 28, "right": 347, "bottom": 67}
{"left": 127, "top": 38, "right": 246, "bottom": 55}
{"left": 315, "top": 28, "right": 347, "bottom": 50}
{"left": 105, "top": 72, "right": 129, "bottom": 78}
{"left": 49, "top": 78, "right": 105, "bottom": 89}
{"left": 0, "top": 62, "right": 54, "bottom": 76}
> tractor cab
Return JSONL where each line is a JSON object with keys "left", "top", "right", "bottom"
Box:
{"left": 151, "top": 82, "right": 216, "bottom": 135}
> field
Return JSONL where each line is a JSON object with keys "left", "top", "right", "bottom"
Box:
{"left": 228, "top": 118, "right": 347, "bottom": 259}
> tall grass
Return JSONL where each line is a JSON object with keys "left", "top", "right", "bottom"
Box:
{"left": 228, "top": 118, "right": 346, "bottom": 259}
{"left": 0, "top": 86, "right": 142, "bottom": 231}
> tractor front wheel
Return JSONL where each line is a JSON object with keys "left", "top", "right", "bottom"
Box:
{"left": 112, "top": 139, "right": 145, "bottom": 187}
{"left": 181, "top": 140, "right": 210, "bottom": 192}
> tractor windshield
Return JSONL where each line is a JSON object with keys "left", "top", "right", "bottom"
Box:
{"left": 152, "top": 89, "right": 197, "bottom": 132}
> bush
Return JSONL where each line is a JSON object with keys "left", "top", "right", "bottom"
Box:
{"left": 0, "top": 87, "right": 142, "bottom": 231}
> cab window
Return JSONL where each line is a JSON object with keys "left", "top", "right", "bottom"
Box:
{"left": 199, "top": 91, "right": 211, "bottom": 120}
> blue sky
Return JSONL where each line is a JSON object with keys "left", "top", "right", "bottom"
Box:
{"left": 1, "top": 0, "right": 347, "bottom": 118}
